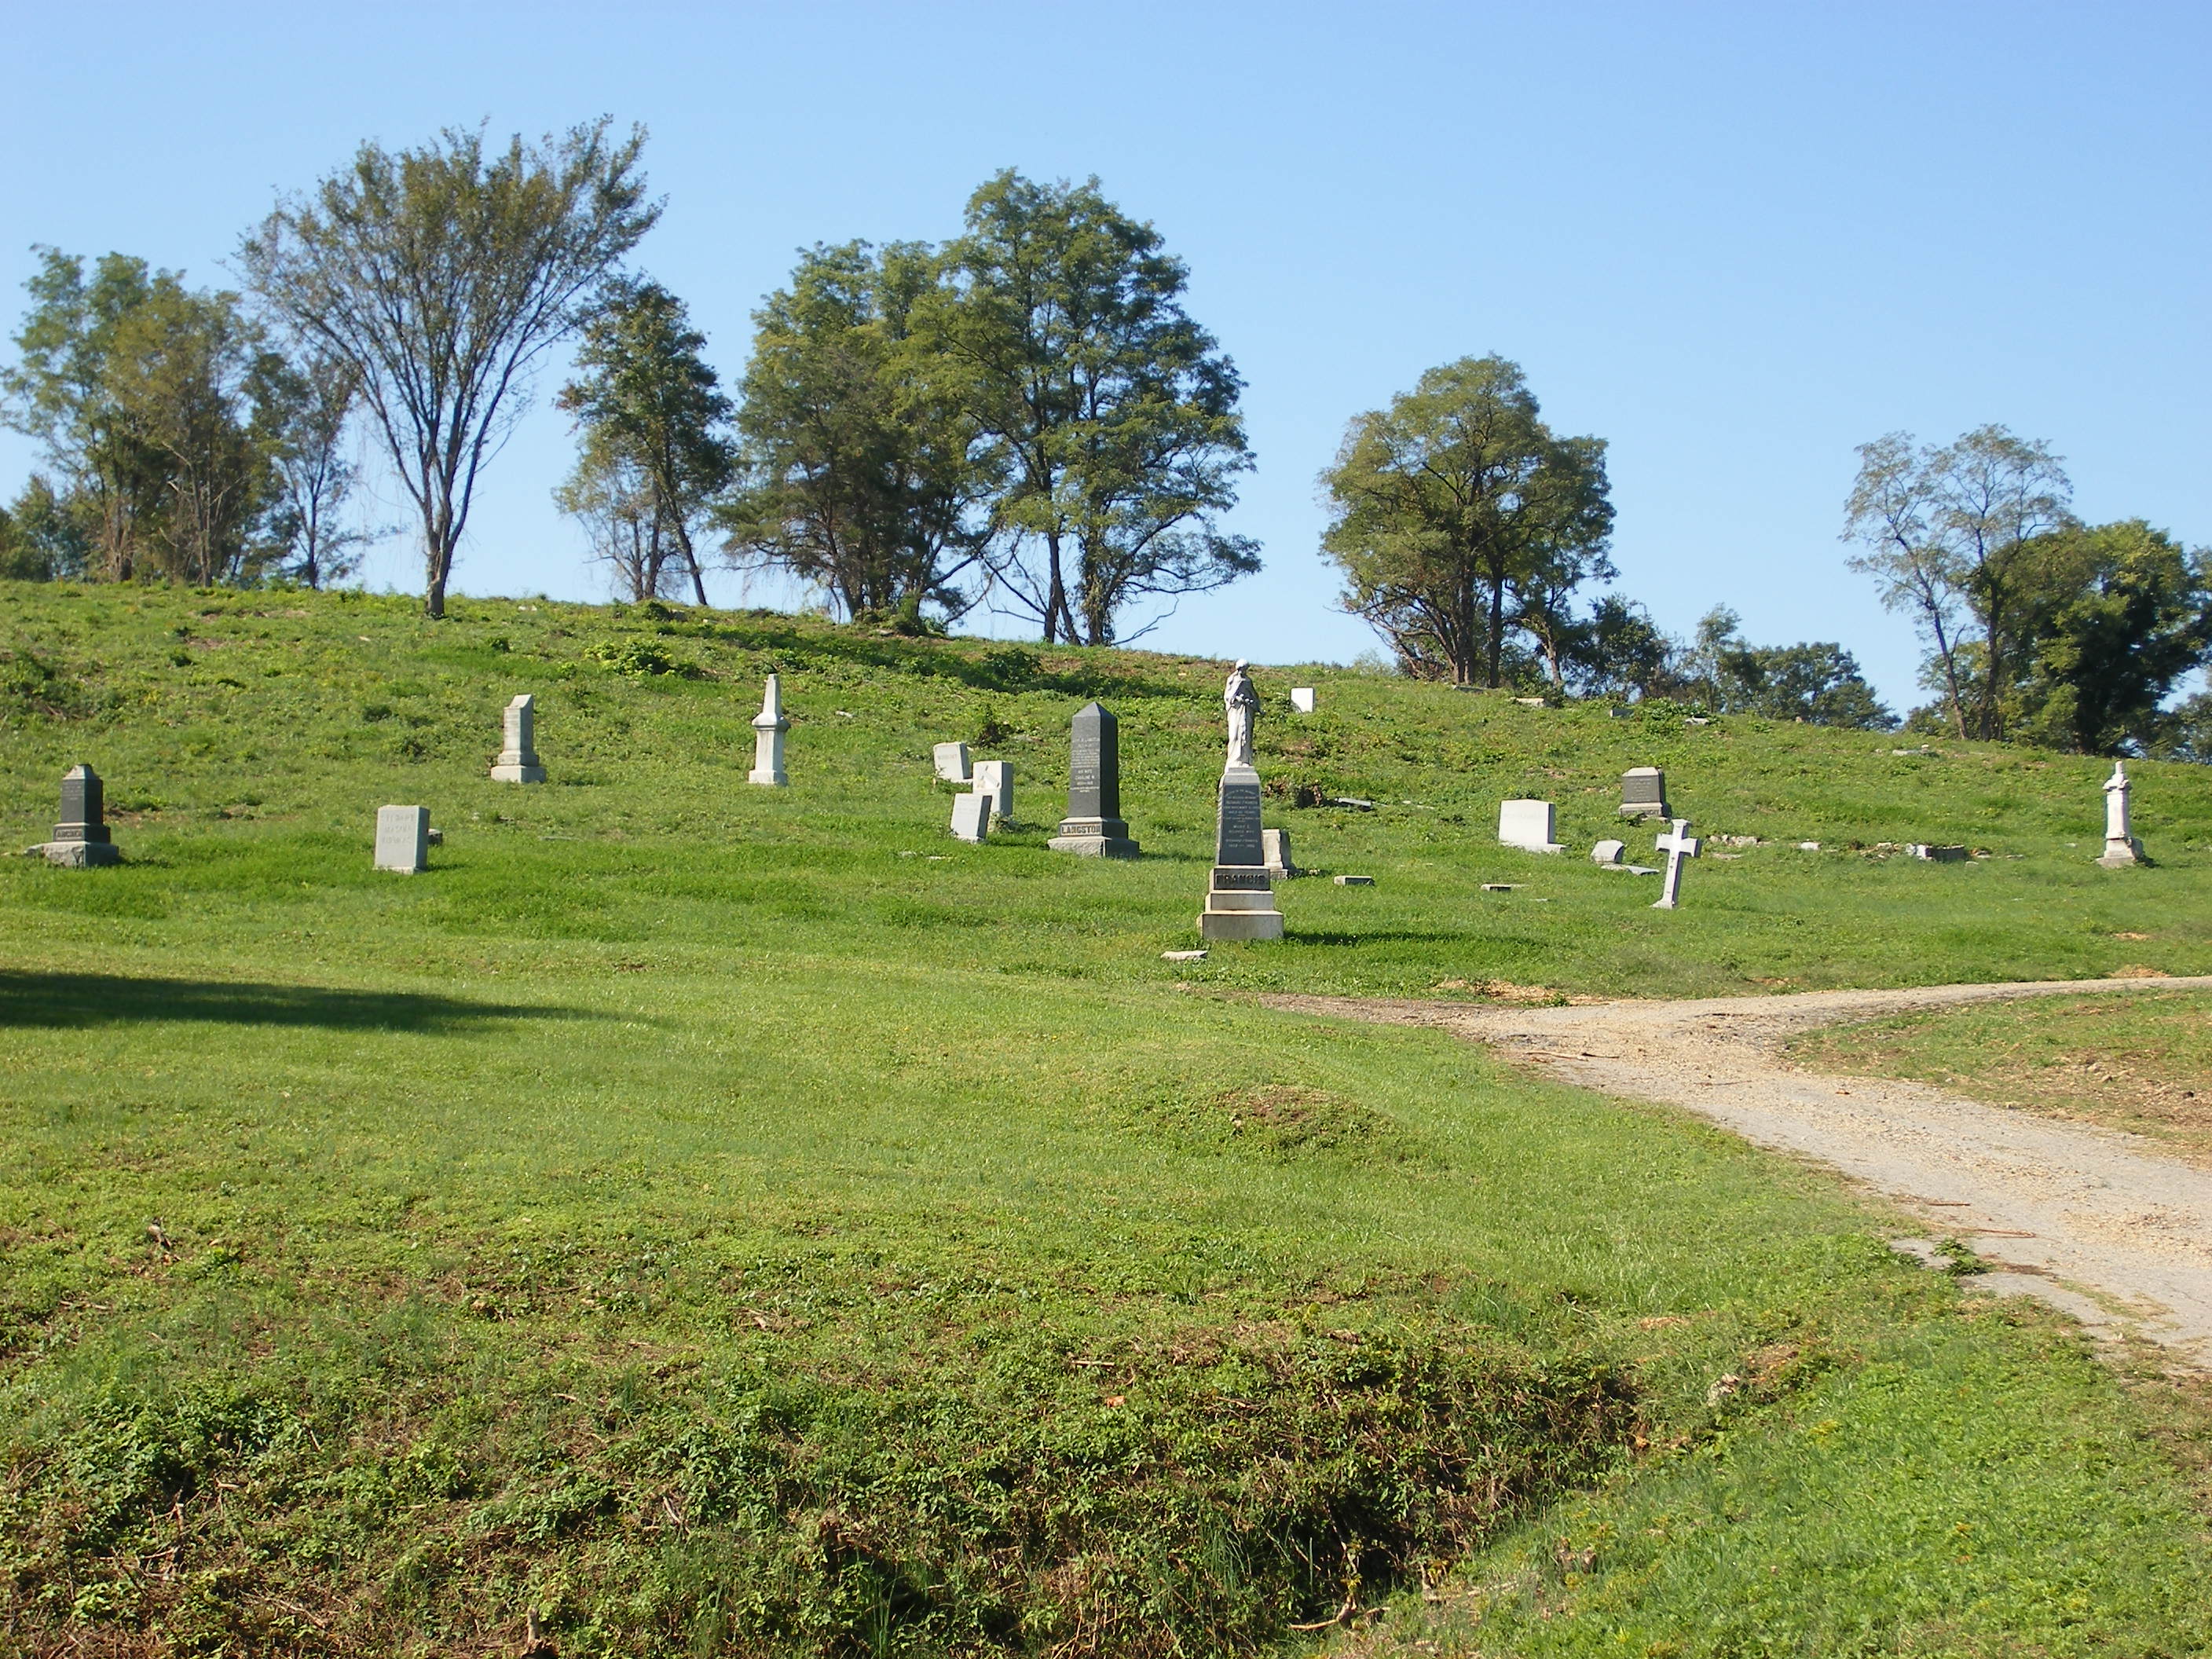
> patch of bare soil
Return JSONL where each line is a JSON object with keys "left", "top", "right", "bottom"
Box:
{"left": 1262, "top": 976, "right": 2212, "bottom": 1362}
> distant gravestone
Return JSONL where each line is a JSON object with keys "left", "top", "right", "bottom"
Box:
{"left": 2099, "top": 762, "right": 2146, "bottom": 867}
{"left": 1620, "top": 767, "right": 1668, "bottom": 819}
{"left": 933, "top": 742, "right": 972, "bottom": 783}
{"left": 1499, "top": 799, "right": 1566, "bottom": 854}
{"left": 1290, "top": 687, "right": 1316, "bottom": 713}
{"left": 972, "top": 760, "right": 1013, "bottom": 821}
{"left": 375, "top": 805, "right": 429, "bottom": 873}
{"left": 41, "top": 764, "right": 121, "bottom": 866}
{"left": 1651, "top": 818, "right": 1701, "bottom": 910}
{"left": 950, "top": 792, "right": 991, "bottom": 844}
{"left": 489, "top": 694, "right": 546, "bottom": 783}
{"left": 749, "top": 675, "right": 789, "bottom": 786}
{"left": 1049, "top": 701, "right": 1139, "bottom": 858}
{"left": 1591, "top": 838, "right": 1627, "bottom": 866}
{"left": 1262, "top": 826, "right": 1295, "bottom": 877}
{"left": 1199, "top": 762, "right": 1284, "bottom": 941}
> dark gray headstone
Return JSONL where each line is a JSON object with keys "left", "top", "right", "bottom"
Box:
{"left": 54, "top": 764, "right": 111, "bottom": 844}
{"left": 1620, "top": 766, "right": 1669, "bottom": 819}
{"left": 1050, "top": 701, "right": 1138, "bottom": 857}
{"left": 1214, "top": 764, "right": 1265, "bottom": 868}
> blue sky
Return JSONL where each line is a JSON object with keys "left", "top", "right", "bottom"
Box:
{"left": 3, "top": 2, "right": 2206, "bottom": 710}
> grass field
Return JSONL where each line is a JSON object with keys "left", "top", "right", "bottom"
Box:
{"left": 4, "top": 584, "right": 2211, "bottom": 1656}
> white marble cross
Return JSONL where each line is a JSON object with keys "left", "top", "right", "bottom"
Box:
{"left": 1651, "top": 818, "right": 1701, "bottom": 910}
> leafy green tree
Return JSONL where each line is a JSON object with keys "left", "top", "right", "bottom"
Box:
{"left": 556, "top": 278, "right": 732, "bottom": 606}
{"left": 555, "top": 441, "right": 669, "bottom": 601}
{"left": 1320, "top": 356, "right": 1613, "bottom": 687}
{"left": 922, "top": 172, "right": 1255, "bottom": 645}
{"left": 1843, "top": 425, "right": 2073, "bottom": 739}
{"left": 726, "top": 241, "right": 987, "bottom": 623}
{"left": 241, "top": 120, "right": 658, "bottom": 617}
{"left": 0, "top": 476, "right": 92, "bottom": 581}
{"left": 2009, "top": 521, "right": 2211, "bottom": 755}
{"left": 260, "top": 350, "right": 372, "bottom": 588}
{"left": 1559, "top": 594, "right": 1675, "bottom": 700}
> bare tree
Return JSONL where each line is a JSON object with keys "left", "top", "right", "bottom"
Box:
{"left": 240, "top": 120, "right": 658, "bottom": 617}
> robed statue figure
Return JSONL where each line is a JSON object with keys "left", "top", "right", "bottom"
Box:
{"left": 1224, "top": 659, "right": 1259, "bottom": 768}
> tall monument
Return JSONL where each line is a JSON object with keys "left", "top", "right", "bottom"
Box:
{"left": 749, "top": 676, "right": 790, "bottom": 786}
{"left": 2098, "top": 761, "right": 2146, "bottom": 867}
{"left": 1049, "top": 701, "right": 1139, "bottom": 857}
{"left": 40, "top": 764, "right": 122, "bottom": 866}
{"left": 1199, "top": 661, "right": 1284, "bottom": 940}
{"left": 489, "top": 694, "right": 546, "bottom": 782}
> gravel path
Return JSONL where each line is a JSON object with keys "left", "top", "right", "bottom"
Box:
{"left": 1262, "top": 976, "right": 2212, "bottom": 1361}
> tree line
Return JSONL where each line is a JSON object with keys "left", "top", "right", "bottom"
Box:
{"left": 2, "top": 119, "right": 2205, "bottom": 756}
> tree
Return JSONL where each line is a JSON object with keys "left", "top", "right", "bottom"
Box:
{"left": 555, "top": 278, "right": 731, "bottom": 606}
{"left": 1843, "top": 425, "right": 2072, "bottom": 740}
{"left": 1560, "top": 594, "right": 1675, "bottom": 700}
{"left": 921, "top": 171, "right": 1257, "bottom": 645}
{"left": 240, "top": 120, "right": 658, "bottom": 617}
{"left": 1692, "top": 606, "right": 1896, "bottom": 728}
{"left": 262, "top": 350, "right": 372, "bottom": 588}
{"left": 725, "top": 240, "right": 987, "bottom": 623}
{"left": 1320, "top": 356, "right": 1613, "bottom": 687}
{"left": 555, "top": 441, "right": 671, "bottom": 601}
{"left": 0, "top": 476, "right": 92, "bottom": 581}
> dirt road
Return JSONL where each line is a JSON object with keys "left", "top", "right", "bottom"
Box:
{"left": 1262, "top": 976, "right": 2212, "bottom": 1360}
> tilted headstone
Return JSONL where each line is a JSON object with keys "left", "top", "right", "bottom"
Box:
{"left": 1499, "top": 799, "right": 1566, "bottom": 853}
{"left": 2099, "top": 762, "right": 2146, "bottom": 867}
{"left": 489, "top": 694, "right": 546, "bottom": 782}
{"left": 1262, "top": 827, "right": 1295, "bottom": 877}
{"left": 1591, "top": 838, "right": 1626, "bottom": 866}
{"left": 1290, "top": 687, "right": 1316, "bottom": 714}
{"left": 42, "top": 763, "right": 121, "bottom": 866}
{"left": 749, "top": 675, "right": 789, "bottom": 786}
{"left": 1049, "top": 701, "right": 1139, "bottom": 858}
{"left": 1651, "top": 818, "right": 1701, "bottom": 910}
{"left": 1199, "top": 762, "right": 1284, "bottom": 940}
{"left": 971, "top": 760, "right": 1013, "bottom": 821}
{"left": 1620, "top": 767, "right": 1668, "bottom": 819}
{"left": 949, "top": 791, "right": 991, "bottom": 844}
{"left": 932, "top": 742, "right": 972, "bottom": 783}
{"left": 375, "top": 804, "right": 429, "bottom": 873}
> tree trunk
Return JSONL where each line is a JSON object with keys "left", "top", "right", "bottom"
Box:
{"left": 1042, "top": 527, "right": 1067, "bottom": 644}
{"left": 1486, "top": 571, "right": 1507, "bottom": 688}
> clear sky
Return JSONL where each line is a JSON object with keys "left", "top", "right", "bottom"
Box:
{"left": 3, "top": 2, "right": 2206, "bottom": 711}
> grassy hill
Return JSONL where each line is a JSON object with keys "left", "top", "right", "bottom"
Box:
{"left": 2, "top": 582, "right": 2210, "bottom": 1657}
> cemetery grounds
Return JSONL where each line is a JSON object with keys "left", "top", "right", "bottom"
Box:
{"left": 2, "top": 584, "right": 2211, "bottom": 1657}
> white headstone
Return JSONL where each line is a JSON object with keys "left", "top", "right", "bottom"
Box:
{"left": 2099, "top": 762, "right": 2144, "bottom": 866}
{"left": 1261, "top": 826, "right": 1295, "bottom": 877}
{"left": 749, "top": 675, "right": 790, "bottom": 786}
{"left": 1290, "top": 687, "right": 1316, "bottom": 714}
{"left": 932, "top": 742, "right": 971, "bottom": 783}
{"left": 971, "top": 760, "right": 1013, "bottom": 821}
{"left": 375, "top": 805, "right": 429, "bottom": 873}
{"left": 489, "top": 694, "right": 545, "bottom": 782}
{"left": 1651, "top": 818, "right": 1701, "bottom": 910}
{"left": 1499, "top": 800, "right": 1565, "bottom": 854}
{"left": 1591, "top": 838, "right": 1626, "bottom": 866}
{"left": 950, "top": 792, "right": 991, "bottom": 844}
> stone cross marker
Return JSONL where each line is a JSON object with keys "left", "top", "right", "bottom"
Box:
{"left": 950, "top": 791, "right": 991, "bottom": 844}
{"left": 972, "top": 760, "right": 1013, "bottom": 822}
{"left": 932, "top": 742, "right": 972, "bottom": 783}
{"left": 749, "top": 675, "right": 790, "bottom": 786}
{"left": 1651, "top": 818, "right": 1701, "bottom": 910}
{"left": 1499, "top": 799, "right": 1566, "bottom": 853}
{"left": 1620, "top": 767, "right": 1668, "bottom": 819}
{"left": 2099, "top": 761, "right": 2146, "bottom": 867}
{"left": 1199, "top": 760, "right": 1284, "bottom": 940}
{"left": 375, "top": 805, "right": 429, "bottom": 873}
{"left": 1049, "top": 701, "right": 1138, "bottom": 858}
{"left": 42, "top": 764, "right": 121, "bottom": 866}
{"left": 489, "top": 694, "right": 545, "bottom": 782}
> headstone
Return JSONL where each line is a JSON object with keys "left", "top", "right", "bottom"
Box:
{"left": 1333, "top": 873, "right": 1374, "bottom": 886}
{"left": 971, "top": 760, "right": 1013, "bottom": 821}
{"left": 1290, "top": 687, "right": 1316, "bottom": 714}
{"left": 489, "top": 694, "right": 546, "bottom": 782}
{"left": 1261, "top": 827, "right": 1295, "bottom": 877}
{"left": 1499, "top": 800, "right": 1566, "bottom": 854}
{"left": 41, "top": 764, "right": 121, "bottom": 866}
{"left": 1906, "top": 843, "right": 1968, "bottom": 862}
{"left": 749, "top": 675, "right": 789, "bottom": 786}
{"left": 1620, "top": 767, "right": 1668, "bottom": 819}
{"left": 1591, "top": 838, "right": 1626, "bottom": 866}
{"left": 2099, "top": 762, "right": 2146, "bottom": 867}
{"left": 1651, "top": 818, "right": 1701, "bottom": 910}
{"left": 374, "top": 804, "right": 429, "bottom": 873}
{"left": 1199, "top": 763, "right": 1284, "bottom": 941}
{"left": 932, "top": 742, "right": 971, "bottom": 783}
{"left": 1049, "top": 701, "right": 1140, "bottom": 857}
{"left": 950, "top": 792, "right": 991, "bottom": 844}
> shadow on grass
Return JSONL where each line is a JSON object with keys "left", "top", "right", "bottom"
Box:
{"left": 0, "top": 969, "right": 602, "bottom": 1032}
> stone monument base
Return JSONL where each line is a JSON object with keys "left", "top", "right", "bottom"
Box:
{"left": 489, "top": 761, "right": 545, "bottom": 783}
{"left": 749, "top": 766, "right": 789, "bottom": 787}
{"left": 2098, "top": 837, "right": 2147, "bottom": 869}
{"left": 38, "top": 840, "right": 121, "bottom": 867}
{"left": 1049, "top": 815, "right": 1139, "bottom": 858}
{"left": 1198, "top": 868, "right": 1284, "bottom": 941}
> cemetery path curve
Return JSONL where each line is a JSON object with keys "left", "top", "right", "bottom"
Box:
{"left": 1260, "top": 976, "right": 2212, "bottom": 1362}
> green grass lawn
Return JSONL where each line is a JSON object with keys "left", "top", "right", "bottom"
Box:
{"left": 3, "top": 584, "right": 2210, "bottom": 1656}
{"left": 1793, "top": 990, "right": 2212, "bottom": 1165}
